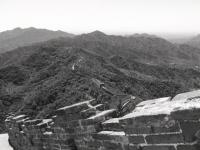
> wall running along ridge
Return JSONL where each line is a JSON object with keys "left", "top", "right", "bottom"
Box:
{"left": 5, "top": 90, "right": 200, "bottom": 150}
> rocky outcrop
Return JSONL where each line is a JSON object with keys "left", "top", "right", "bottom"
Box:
{"left": 5, "top": 90, "right": 200, "bottom": 150}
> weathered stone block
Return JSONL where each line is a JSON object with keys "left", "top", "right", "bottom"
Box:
{"left": 102, "top": 122, "right": 123, "bottom": 131}
{"left": 176, "top": 144, "right": 199, "bottom": 150}
{"left": 123, "top": 144, "right": 138, "bottom": 150}
{"left": 121, "top": 115, "right": 180, "bottom": 135}
{"left": 179, "top": 120, "right": 200, "bottom": 142}
{"left": 92, "top": 132, "right": 128, "bottom": 144}
{"left": 128, "top": 135, "right": 145, "bottom": 144}
{"left": 171, "top": 108, "right": 200, "bottom": 121}
{"left": 145, "top": 133, "right": 184, "bottom": 144}
{"left": 124, "top": 126, "right": 152, "bottom": 134}
{"left": 120, "top": 114, "right": 168, "bottom": 126}
{"left": 142, "top": 145, "right": 176, "bottom": 150}
{"left": 87, "top": 140, "right": 102, "bottom": 149}
{"left": 92, "top": 133, "right": 113, "bottom": 141}
{"left": 102, "top": 141, "right": 123, "bottom": 150}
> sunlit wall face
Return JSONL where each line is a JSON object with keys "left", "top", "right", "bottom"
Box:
{"left": 0, "top": 0, "right": 200, "bottom": 36}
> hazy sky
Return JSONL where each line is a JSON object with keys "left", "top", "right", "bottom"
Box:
{"left": 0, "top": 0, "right": 200, "bottom": 36}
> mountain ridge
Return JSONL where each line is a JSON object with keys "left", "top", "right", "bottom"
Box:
{"left": 0, "top": 27, "right": 74, "bottom": 53}
{"left": 187, "top": 34, "right": 200, "bottom": 49}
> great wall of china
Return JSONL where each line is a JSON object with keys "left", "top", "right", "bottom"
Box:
{"left": 5, "top": 90, "right": 200, "bottom": 150}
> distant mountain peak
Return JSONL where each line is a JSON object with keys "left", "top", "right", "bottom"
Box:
{"left": 13, "top": 27, "right": 22, "bottom": 30}
{"left": 25, "top": 27, "right": 37, "bottom": 30}
{"left": 78, "top": 30, "right": 108, "bottom": 41}
{"left": 88, "top": 30, "right": 107, "bottom": 36}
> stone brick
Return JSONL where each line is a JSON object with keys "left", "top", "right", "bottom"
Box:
{"left": 128, "top": 135, "right": 145, "bottom": 144}
{"left": 145, "top": 133, "right": 184, "bottom": 144}
{"left": 123, "top": 144, "right": 138, "bottom": 150}
{"left": 124, "top": 126, "right": 152, "bottom": 134}
{"left": 59, "top": 113, "right": 83, "bottom": 121}
{"left": 125, "top": 125, "right": 180, "bottom": 135}
{"left": 92, "top": 133, "right": 129, "bottom": 144}
{"left": 142, "top": 145, "right": 176, "bottom": 150}
{"left": 151, "top": 125, "right": 180, "bottom": 133}
{"left": 120, "top": 114, "right": 168, "bottom": 126}
{"left": 92, "top": 133, "right": 113, "bottom": 141}
{"left": 121, "top": 115, "right": 180, "bottom": 135}
{"left": 102, "top": 122, "right": 123, "bottom": 131}
{"left": 87, "top": 140, "right": 102, "bottom": 149}
{"left": 102, "top": 141, "right": 123, "bottom": 150}
{"left": 179, "top": 121, "right": 200, "bottom": 142}
{"left": 171, "top": 108, "right": 200, "bottom": 121}
{"left": 177, "top": 144, "right": 199, "bottom": 150}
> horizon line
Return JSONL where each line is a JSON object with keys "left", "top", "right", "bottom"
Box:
{"left": 0, "top": 26, "right": 198, "bottom": 39}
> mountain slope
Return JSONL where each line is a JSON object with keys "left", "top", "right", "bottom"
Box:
{"left": 187, "top": 34, "right": 200, "bottom": 49}
{"left": 1, "top": 31, "right": 200, "bottom": 133}
{"left": 42, "top": 31, "right": 200, "bottom": 68}
{"left": 0, "top": 27, "right": 74, "bottom": 53}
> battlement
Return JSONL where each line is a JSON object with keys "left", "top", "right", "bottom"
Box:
{"left": 6, "top": 90, "right": 200, "bottom": 150}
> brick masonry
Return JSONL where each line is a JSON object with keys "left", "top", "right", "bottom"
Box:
{"left": 5, "top": 90, "right": 200, "bottom": 150}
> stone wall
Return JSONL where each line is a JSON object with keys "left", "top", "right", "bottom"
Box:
{"left": 5, "top": 90, "right": 200, "bottom": 150}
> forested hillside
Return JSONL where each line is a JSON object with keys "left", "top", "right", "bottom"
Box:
{"left": 0, "top": 27, "right": 74, "bottom": 53}
{"left": 1, "top": 31, "right": 200, "bottom": 132}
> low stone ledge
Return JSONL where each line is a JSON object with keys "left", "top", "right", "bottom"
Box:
{"left": 87, "top": 109, "right": 117, "bottom": 122}
{"left": 24, "top": 119, "right": 43, "bottom": 126}
{"left": 102, "top": 118, "right": 124, "bottom": 132}
{"left": 92, "top": 131, "right": 128, "bottom": 144}
{"left": 55, "top": 99, "right": 95, "bottom": 115}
